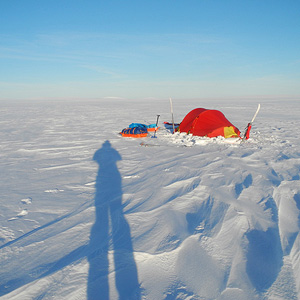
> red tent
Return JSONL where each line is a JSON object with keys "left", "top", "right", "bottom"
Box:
{"left": 179, "top": 108, "right": 241, "bottom": 138}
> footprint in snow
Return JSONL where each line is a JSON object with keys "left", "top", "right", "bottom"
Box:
{"left": 44, "top": 188, "right": 64, "bottom": 193}
{"left": 21, "top": 197, "right": 32, "bottom": 204}
{"left": 17, "top": 209, "right": 28, "bottom": 217}
{"left": 8, "top": 209, "right": 29, "bottom": 221}
{"left": 8, "top": 198, "right": 32, "bottom": 221}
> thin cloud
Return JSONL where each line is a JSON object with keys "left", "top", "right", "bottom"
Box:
{"left": 80, "top": 64, "right": 123, "bottom": 78}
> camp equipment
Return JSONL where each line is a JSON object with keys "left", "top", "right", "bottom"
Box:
{"left": 120, "top": 126, "right": 148, "bottom": 138}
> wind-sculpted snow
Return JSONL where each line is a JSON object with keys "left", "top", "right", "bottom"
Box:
{"left": 0, "top": 99, "right": 300, "bottom": 299}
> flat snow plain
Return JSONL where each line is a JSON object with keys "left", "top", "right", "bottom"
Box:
{"left": 0, "top": 98, "right": 300, "bottom": 300}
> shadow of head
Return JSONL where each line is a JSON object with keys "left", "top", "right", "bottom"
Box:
{"left": 93, "top": 140, "right": 122, "bottom": 166}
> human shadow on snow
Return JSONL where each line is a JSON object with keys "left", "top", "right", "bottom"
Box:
{"left": 87, "top": 140, "right": 141, "bottom": 300}
{"left": 0, "top": 141, "right": 140, "bottom": 299}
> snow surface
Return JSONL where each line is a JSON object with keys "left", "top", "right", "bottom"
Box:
{"left": 0, "top": 98, "right": 300, "bottom": 300}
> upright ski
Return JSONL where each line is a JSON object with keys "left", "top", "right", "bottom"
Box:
{"left": 169, "top": 98, "right": 175, "bottom": 134}
{"left": 243, "top": 103, "right": 261, "bottom": 140}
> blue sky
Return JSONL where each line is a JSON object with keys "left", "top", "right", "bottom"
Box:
{"left": 1, "top": 0, "right": 300, "bottom": 100}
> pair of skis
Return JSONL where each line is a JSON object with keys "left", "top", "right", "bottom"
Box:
{"left": 242, "top": 103, "right": 261, "bottom": 141}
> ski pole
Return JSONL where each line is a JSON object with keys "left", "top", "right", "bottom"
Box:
{"left": 152, "top": 115, "right": 160, "bottom": 138}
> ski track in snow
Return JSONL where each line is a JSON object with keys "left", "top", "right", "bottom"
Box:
{"left": 0, "top": 99, "right": 300, "bottom": 300}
